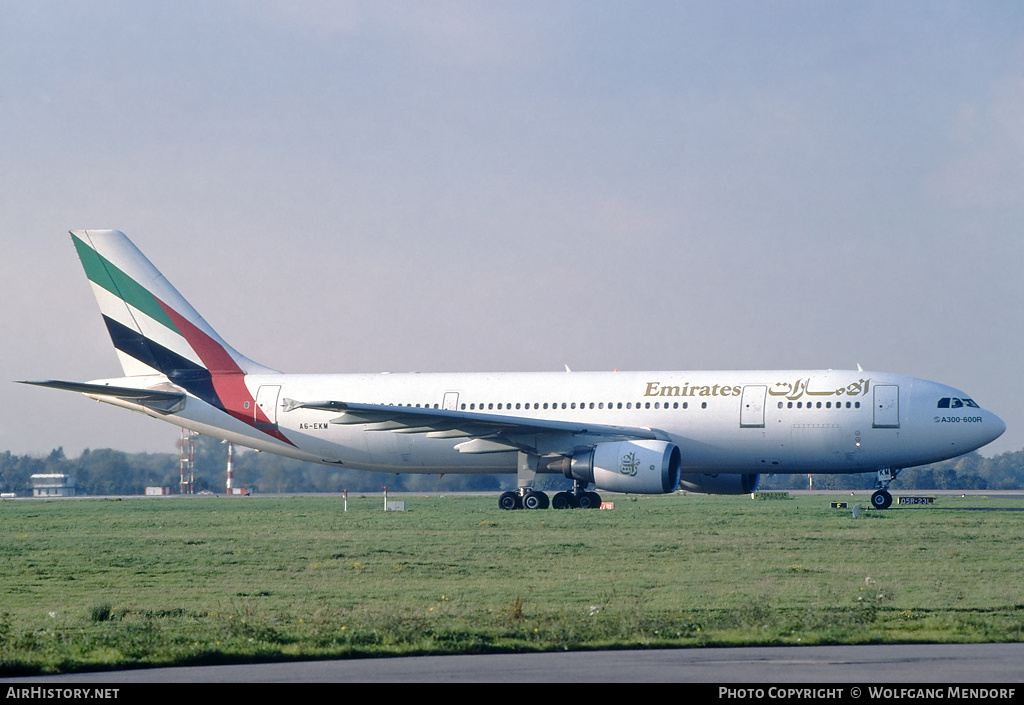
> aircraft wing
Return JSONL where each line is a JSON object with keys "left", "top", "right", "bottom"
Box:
{"left": 19, "top": 379, "right": 186, "bottom": 414}
{"left": 285, "top": 399, "right": 666, "bottom": 455}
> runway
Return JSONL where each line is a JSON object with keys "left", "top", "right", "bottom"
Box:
{"left": 3, "top": 643, "right": 1022, "bottom": 683}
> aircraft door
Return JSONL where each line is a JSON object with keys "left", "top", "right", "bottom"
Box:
{"left": 872, "top": 385, "right": 900, "bottom": 428}
{"left": 443, "top": 392, "right": 460, "bottom": 411}
{"left": 740, "top": 385, "right": 767, "bottom": 428}
{"left": 255, "top": 385, "right": 281, "bottom": 431}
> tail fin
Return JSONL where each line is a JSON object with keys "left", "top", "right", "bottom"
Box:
{"left": 71, "top": 230, "right": 278, "bottom": 380}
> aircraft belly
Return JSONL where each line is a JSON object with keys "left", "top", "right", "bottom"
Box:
{"left": 672, "top": 419, "right": 794, "bottom": 474}
{"left": 294, "top": 423, "right": 372, "bottom": 466}
{"left": 156, "top": 398, "right": 321, "bottom": 463}
{"left": 330, "top": 426, "right": 514, "bottom": 474}
{"left": 788, "top": 423, "right": 852, "bottom": 472}
{"left": 670, "top": 413, "right": 875, "bottom": 475}
{"left": 383, "top": 434, "right": 515, "bottom": 473}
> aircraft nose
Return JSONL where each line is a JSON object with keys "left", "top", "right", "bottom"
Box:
{"left": 986, "top": 411, "right": 1007, "bottom": 445}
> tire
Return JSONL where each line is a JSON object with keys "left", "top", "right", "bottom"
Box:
{"left": 871, "top": 490, "right": 893, "bottom": 510}
{"left": 551, "top": 491, "right": 575, "bottom": 509}
{"left": 522, "top": 490, "right": 548, "bottom": 510}
{"left": 498, "top": 491, "right": 521, "bottom": 510}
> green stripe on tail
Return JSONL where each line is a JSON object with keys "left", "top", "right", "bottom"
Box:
{"left": 71, "top": 233, "right": 179, "bottom": 333}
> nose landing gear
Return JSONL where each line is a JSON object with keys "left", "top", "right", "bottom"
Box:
{"left": 870, "top": 489, "right": 893, "bottom": 510}
{"left": 870, "top": 468, "right": 900, "bottom": 510}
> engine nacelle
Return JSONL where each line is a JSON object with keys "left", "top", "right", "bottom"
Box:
{"left": 677, "top": 472, "right": 760, "bottom": 495}
{"left": 562, "top": 440, "right": 681, "bottom": 494}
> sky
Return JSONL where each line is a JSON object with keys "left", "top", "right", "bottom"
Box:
{"left": 3, "top": 1, "right": 1024, "bottom": 459}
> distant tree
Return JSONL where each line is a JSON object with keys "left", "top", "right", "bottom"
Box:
{"left": 0, "top": 451, "right": 47, "bottom": 495}
{"left": 984, "top": 449, "right": 1024, "bottom": 489}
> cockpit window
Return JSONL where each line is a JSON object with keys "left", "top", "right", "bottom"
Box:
{"left": 938, "top": 397, "right": 980, "bottom": 409}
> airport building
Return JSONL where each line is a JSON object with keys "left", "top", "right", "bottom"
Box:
{"left": 30, "top": 473, "right": 76, "bottom": 497}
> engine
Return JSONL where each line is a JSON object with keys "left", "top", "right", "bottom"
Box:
{"left": 677, "top": 472, "right": 760, "bottom": 495}
{"left": 555, "top": 440, "right": 682, "bottom": 494}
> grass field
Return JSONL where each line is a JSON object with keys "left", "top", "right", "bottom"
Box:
{"left": 1, "top": 492, "right": 1023, "bottom": 675}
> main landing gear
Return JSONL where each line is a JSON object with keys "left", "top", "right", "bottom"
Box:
{"left": 499, "top": 452, "right": 603, "bottom": 510}
{"left": 498, "top": 489, "right": 552, "bottom": 510}
{"left": 498, "top": 484, "right": 602, "bottom": 511}
{"left": 870, "top": 468, "right": 901, "bottom": 510}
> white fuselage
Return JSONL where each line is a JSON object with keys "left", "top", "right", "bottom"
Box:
{"left": 98, "top": 369, "right": 1006, "bottom": 478}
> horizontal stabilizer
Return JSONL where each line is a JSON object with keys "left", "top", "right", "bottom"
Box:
{"left": 19, "top": 379, "right": 186, "bottom": 414}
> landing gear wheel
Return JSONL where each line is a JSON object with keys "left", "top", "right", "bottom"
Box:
{"left": 522, "top": 490, "right": 549, "bottom": 510}
{"left": 576, "top": 491, "right": 602, "bottom": 509}
{"left": 498, "top": 491, "right": 521, "bottom": 511}
{"left": 551, "top": 491, "right": 576, "bottom": 509}
{"left": 871, "top": 490, "right": 893, "bottom": 510}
